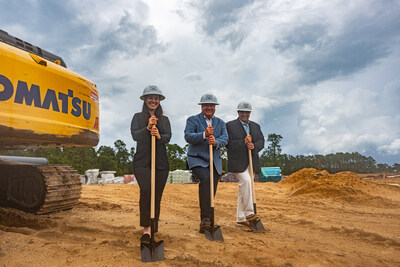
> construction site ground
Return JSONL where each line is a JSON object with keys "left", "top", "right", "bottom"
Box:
{"left": 1, "top": 168, "right": 399, "bottom": 266}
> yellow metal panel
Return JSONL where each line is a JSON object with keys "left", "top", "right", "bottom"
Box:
{"left": 0, "top": 41, "right": 99, "bottom": 148}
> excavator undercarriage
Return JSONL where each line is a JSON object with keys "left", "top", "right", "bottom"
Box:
{"left": 0, "top": 159, "right": 82, "bottom": 214}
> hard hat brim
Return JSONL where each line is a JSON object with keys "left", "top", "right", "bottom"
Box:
{"left": 198, "top": 102, "right": 219, "bottom": 105}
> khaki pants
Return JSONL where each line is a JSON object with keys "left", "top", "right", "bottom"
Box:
{"left": 233, "top": 166, "right": 254, "bottom": 223}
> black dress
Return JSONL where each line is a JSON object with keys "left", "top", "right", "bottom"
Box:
{"left": 130, "top": 112, "right": 171, "bottom": 227}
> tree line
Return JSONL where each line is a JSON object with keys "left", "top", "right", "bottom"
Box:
{"left": 260, "top": 134, "right": 400, "bottom": 174}
{"left": 1, "top": 134, "right": 398, "bottom": 175}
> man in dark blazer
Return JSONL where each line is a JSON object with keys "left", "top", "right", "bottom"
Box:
{"left": 226, "top": 101, "right": 265, "bottom": 227}
{"left": 184, "top": 93, "right": 229, "bottom": 233}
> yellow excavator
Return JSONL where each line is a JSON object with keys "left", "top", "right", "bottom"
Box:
{"left": 0, "top": 30, "right": 99, "bottom": 214}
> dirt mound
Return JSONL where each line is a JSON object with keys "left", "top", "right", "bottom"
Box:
{"left": 0, "top": 207, "right": 56, "bottom": 230}
{"left": 279, "top": 168, "right": 393, "bottom": 203}
{"left": 281, "top": 168, "right": 363, "bottom": 185}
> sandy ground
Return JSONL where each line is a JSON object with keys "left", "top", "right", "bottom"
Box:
{"left": 1, "top": 168, "right": 400, "bottom": 266}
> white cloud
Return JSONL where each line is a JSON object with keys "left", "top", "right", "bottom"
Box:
{"left": 183, "top": 72, "right": 202, "bottom": 81}
{"left": 1, "top": 0, "right": 399, "bottom": 164}
{"left": 295, "top": 52, "right": 400, "bottom": 159}
{"left": 379, "top": 139, "right": 400, "bottom": 155}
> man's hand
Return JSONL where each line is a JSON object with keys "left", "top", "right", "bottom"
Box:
{"left": 205, "top": 124, "right": 214, "bottom": 138}
{"left": 147, "top": 115, "right": 158, "bottom": 130}
{"left": 245, "top": 134, "right": 252, "bottom": 144}
{"left": 150, "top": 126, "right": 161, "bottom": 140}
{"left": 246, "top": 141, "right": 254, "bottom": 150}
{"left": 208, "top": 135, "right": 216, "bottom": 146}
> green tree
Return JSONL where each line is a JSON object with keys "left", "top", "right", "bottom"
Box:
{"left": 33, "top": 148, "right": 65, "bottom": 163}
{"left": 377, "top": 163, "right": 390, "bottom": 172}
{"left": 114, "top": 140, "right": 131, "bottom": 176}
{"left": 267, "top": 134, "right": 282, "bottom": 160}
{"left": 130, "top": 147, "right": 135, "bottom": 161}
{"left": 63, "top": 147, "right": 97, "bottom": 174}
{"left": 97, "top": 145, "right": 115, "bottom": 158}
{"left": 166, "top": 143, "right": 186, "bottom": 171}
{"left": 98, "top": 154, "right": 118, "bottom": 172}
{"left": 97, "top": 145, "right": 117, "bottom": 172}
{"left": 260, "top": 133, "right": 283, "bottom": 166}
{"left": 393, "top": 163, "right": 400, "bottom": 172}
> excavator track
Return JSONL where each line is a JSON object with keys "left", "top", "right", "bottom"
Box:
{"left": 0, "top": 159, "right": 82, "bottom": 214}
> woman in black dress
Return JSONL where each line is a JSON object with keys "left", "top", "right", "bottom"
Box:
{"left": 130, "top": 85, "right": 171, "bottom": 243}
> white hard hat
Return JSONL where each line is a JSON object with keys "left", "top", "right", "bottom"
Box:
{"left": 198, "top": 93, "right": 219, "bottom": 105}
{"left": 140, "top": 85, "right": 165, "bottom": 100}
{"left": 237, "top": 101, "right": 252, "bottom": 111}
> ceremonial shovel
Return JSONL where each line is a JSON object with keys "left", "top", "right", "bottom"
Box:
{"left": 204, "top": 144, "right": 224, "bottom": 242}
{"left": 248, "top": 148, "right": 266, "bottom": 232}
{"left": 141, "top": 127, "right": 164, "bottom": 262}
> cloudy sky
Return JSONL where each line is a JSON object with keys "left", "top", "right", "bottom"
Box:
{"left": 1, "top": 0, "right": 399, "bottom": 165}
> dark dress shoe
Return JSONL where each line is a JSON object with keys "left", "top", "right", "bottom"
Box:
{"left": 140, "top": 233, "right": 151, "bottom": 244}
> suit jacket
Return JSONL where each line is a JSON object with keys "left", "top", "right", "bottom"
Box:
{"left": 184, "top": 113, "right": 229, "bottom": 174}
{"left": 131, "top": 112, "right": 171, "bottom": 170}
{"left": 226, "top": 118, "right": 264, "bottom": 173}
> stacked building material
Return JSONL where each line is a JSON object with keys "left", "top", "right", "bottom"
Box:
{"left": 167, "top": 170, "right": 192, "bottom": 184}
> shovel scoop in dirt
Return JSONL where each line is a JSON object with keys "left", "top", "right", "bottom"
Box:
{"left": 204, "top": 144, "right": 224, "bottom": 242}
{"left": 141, "top": 129, "right": 165, "bottom": 262}
{"left": 248, "top": 149, "right": 266, "bottom": 232}
{"left": 141, "top": 218, "right": 164, "bottom": 262}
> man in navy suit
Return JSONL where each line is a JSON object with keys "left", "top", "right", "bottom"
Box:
{"left": 184, "top": 93, "right": 229, "bottom": 233}
{"left": 226, "top": 101, "right": 265, "bottom": 228}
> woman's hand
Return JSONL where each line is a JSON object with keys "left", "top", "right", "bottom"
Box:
{"left": 150, "top": 126, "right": 161, "bottom": 140}
{"left": 147, "top": 115, "right": 158, "bottom": 130}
